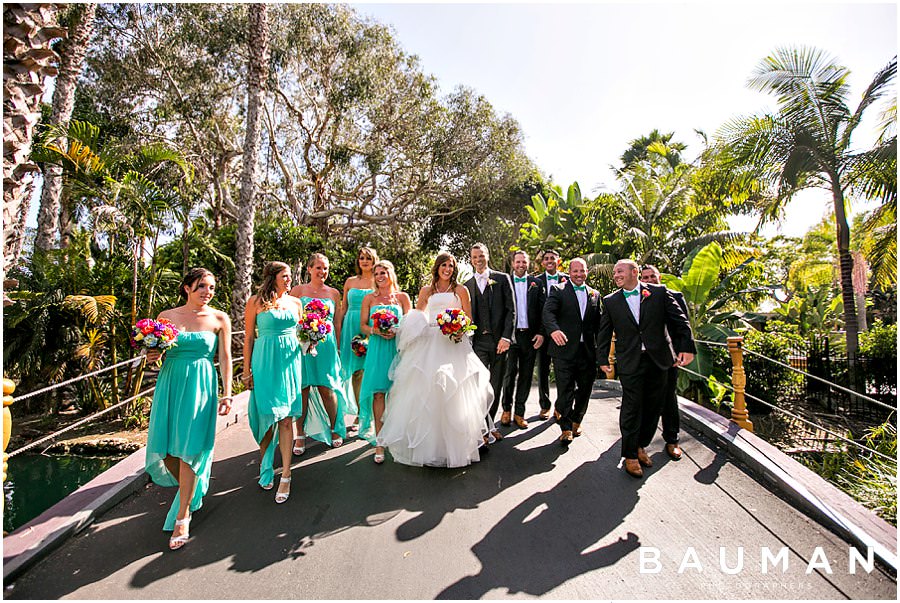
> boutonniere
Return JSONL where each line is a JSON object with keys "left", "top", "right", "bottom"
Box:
{"left": 529, "top": 281, "right": 537, "bottom": 289}
{"left": 488, "top": 279, "right": 497, "bottom": 287}
{"left": 559, "top": 277, "right": 568, "bottom": 285}
{"left": 640, "top": 289, "right": 651, "bottom": 301}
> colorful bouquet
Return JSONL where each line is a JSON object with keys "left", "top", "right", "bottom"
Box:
{"left": 370, "top": 308, "right": 399, "bottom": 335}
{"left": 351, "top": 334, "right": 369, "bottom": 357}
{"left": 130, "top": 318, "right": 179, "bottom": 351}
{"left": 435, "top": 308, "right": 477, "bottom": 343}
{"left": 297, "top": 299, "right": 332, "bottom": 356}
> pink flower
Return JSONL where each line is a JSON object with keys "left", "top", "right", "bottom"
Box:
{"left": 641, "top": 289, "right": 651, "bottom": 301}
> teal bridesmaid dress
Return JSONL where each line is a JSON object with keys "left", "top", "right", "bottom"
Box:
{"left": 300, "top": 296, "right": 355, "bottom": 444}
{"left": 340, "top": 288, "right": 373, "bottom": 382}
{"left": 357, "top": 303, "right": 403, "bottom": 445}
{"left": 248, "top": 308, "right": 304, "bottom": 488}
{"left": 145, "top": 331, "right": 219, "bottom": 531}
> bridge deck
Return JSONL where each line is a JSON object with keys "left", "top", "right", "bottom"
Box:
{"left": 4, "top": 383, "right": 896, "bottom": 599}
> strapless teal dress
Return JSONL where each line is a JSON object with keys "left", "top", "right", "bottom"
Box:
{"left": 357, "top": 303, "right": 403, "bottom": 445}
{"left": 145, "top": 331, "right": 219, "bottom": 531}
{"left": 248, "top": 308, "right": 304, "bottom": 487}
{"left": 340, "top": 288, "right": 373, "bottom": 381}
{"left": 300, "top": 296, "right": 355, "bottom": 443}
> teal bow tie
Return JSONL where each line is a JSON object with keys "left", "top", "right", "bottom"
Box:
{"left": 573, "top": 284, "right": 586, "bottom": 292}
{"left": 547, "top": 274, "right": 558, "bottom": 280}
{"left": 623, "top": 288, "right": 640, "bottom": 298}
{"left": 514, "top": 276, "right": 527, "bottom": 283}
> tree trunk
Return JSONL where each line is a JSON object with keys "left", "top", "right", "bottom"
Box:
{"left": 231, "top": 4, "right": 269, "bottom": 329}
{"left": 3, "top": 3, "right": 64, "bottom": 275}
{"left": 34, "top": 3, "right": 96, "bottom": 252}
{"left": 831, "top": 182, "right": 858, "bottom": 363}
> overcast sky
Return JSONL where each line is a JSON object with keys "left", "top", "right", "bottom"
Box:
{"left": 353, "top": 1, "right": 897, "bottom": 237}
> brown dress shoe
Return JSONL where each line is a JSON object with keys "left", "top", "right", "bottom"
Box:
{"left": 559, "top": 430, "right": 574, "bottom": 446}
{"left": 553, "top": 410, "right": 562, "bottom": 421}
{"left": 514, "top": 415, "right": 528, "bottom": 429}
{"left": 637, "top": 447, "right": 653, "bottom": 467}
{"left": 624, "top": 458, "right": 643, "bottom": 478}
{"left": 666, "top": 443, "right": 683, "bottom": 460}
{"left": 572, "top": 422, "right": 582, "bottom": 437}
{"left": 538, "top": 409, "right": 551, "bottom": 420}
{"left": 500, "top": 411, "right": 512, "bottom": 426}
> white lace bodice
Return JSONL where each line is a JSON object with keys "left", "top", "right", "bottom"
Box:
{"left": 426, "top": 292, "right": 462, "bottom": 322}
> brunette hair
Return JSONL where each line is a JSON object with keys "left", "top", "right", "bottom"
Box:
{"left": 355, "top": 246, "right": 379, "bottom": 276}
{"left": 179, "top": 268, "right": 215, "bottom": 301}
{"left": 429, "top": 252, "right": 459, "bottom": 295}
{"left": 256, "top": 261, "right": 291, "bottom": 309}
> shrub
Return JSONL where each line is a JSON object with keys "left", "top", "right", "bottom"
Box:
{"left": 741, "top": 320, "right": 805, "bottom": 413}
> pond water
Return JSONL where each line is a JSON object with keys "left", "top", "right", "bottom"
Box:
{"left": 3, "top": 453, "right": 125, "bottom": 533}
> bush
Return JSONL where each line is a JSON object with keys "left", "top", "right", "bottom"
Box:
{"left": 741, "top": 321, "right": 805, "bottom": 413}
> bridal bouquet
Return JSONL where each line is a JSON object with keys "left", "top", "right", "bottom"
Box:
{"left": 436, "top": 308, "right": 477, "bottom": 343}
{"left": 351, "top": 334, "right": 368, "bottom": 357}
{"left": 370, "top": 308, "right": 399, "bottom": 335}
{"left": 297, "top": 299, "right": 332, "bottom": 356}
{"left": 130, "top": 318, "right": 179, "bottom": 351}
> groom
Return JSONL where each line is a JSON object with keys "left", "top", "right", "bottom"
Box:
{"left": 598, "top": 259, "right": 695, "bottom": 478}
{"left": 465, "top": 243, "right": 515, "bottom": 442}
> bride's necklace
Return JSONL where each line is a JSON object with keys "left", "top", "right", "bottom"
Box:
{"left": 435, "top": 282, "right": 452, "bottom": 294}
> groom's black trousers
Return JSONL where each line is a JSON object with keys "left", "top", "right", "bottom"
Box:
{"left": 618, "top": 353, "right": 667, "bottom": 459}
{"left": 473, "top": 332, "right": 507, "bottom": 426}
{"left": 552, "top": 342, "right": 596, "bottom": 432}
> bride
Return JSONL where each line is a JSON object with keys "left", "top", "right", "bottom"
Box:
{"left": 378, "top": 252, "right": 493, "bottom": 468}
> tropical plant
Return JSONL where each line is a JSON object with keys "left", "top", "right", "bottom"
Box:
{"left": 771, "top": 286, "right": 844, "bottom": 335}
{"left": 720, "top": 46, "right": 897, "bottom": 361}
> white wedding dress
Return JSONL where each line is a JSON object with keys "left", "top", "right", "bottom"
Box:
{"left": 378, "top": 292, "right": 493, "bottom": 468}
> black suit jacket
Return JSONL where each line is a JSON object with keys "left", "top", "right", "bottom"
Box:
{"left": 597, "top": 283, "right": 695, "bottom": 374}
{"left": 542, "top": 281, "right": 601, "bottom": 362}
{"left": 464, "top": 269, "right": 515, "bottom": 343}
{"left": 535, "top": 272, "right": 568, "bottom": 336}
{"left": 509, "top": 274, "right": 544, "bottom": 343}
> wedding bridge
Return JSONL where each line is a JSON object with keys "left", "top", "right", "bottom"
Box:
{"left": 2, "top": 343, "right": 897, "bottom": 599}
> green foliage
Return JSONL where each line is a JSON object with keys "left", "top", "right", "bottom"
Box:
{"left": 741, "top": 321, "right": 805, "bottom": 412}
{"left": 771, "top": 286, "right": 843, "bottom": 335}
{"left": 859, "top": 320, "right": 897, "bottom": 358}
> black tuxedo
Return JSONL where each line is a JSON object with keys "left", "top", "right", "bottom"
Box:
{"left": 464, "top": 270, "right": 515, "bottom": 428}
{"left": 663, "top": 289, "right": 690, "bottom": 445}
{"left": 534, "top": 271, "right": 568, "bottom": 410}
{"left": 542, "top": 280, "right": 600, "bottom": 432}
{"left": 596, "top": 283, "right": 695, "bottom": 459}
{"left": 502, "top": 274, "right": 544, "bottom": 417}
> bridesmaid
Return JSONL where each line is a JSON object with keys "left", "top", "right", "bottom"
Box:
{"left": 358, "top": 260, "right": 411, "bottom": 463}
{"left": 243, "top": 261, "right": 305, "bottom": 504}
{"left": 339, "top": 246, "right": 378, "bottom": 428}
{"left": 290, "top": 253, "right": 353, "bottom": 450}
{"left": 145, "top": 268, "right": 232, "bottom": 551}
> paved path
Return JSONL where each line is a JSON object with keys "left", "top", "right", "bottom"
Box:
{"left": 4, "top": 384, "right": 896, "bottom": 599}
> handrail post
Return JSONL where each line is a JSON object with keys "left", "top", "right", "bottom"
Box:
{"left": 3, "top": 378, "right": 14, "bottom": 516}
{"left": 606, "top": 333, "right": 617, "bottom": 379}
{"left": 727, "top": 336, "right": 753, "bottom": 432}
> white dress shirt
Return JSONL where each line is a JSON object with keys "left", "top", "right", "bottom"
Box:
{"left": 544, "top": 271, "right": 560, "bottom": 294}
{"left": 475, "top": 270, "right": 489, "bottom": 293}
{"left": 513, "top": 276, "right": 529, "bottom": 329}
{"left": 623, "top": 286, "right": 644, "bottom": 350}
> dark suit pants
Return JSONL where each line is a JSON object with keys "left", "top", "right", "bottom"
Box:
{"left": 537, "top": 343, "right": 553, "bottom": 410}
{"left": 618, "top": 354, "right": 666, "bottom": 459}
{"left": 502, "top": 330, "right": 537, "bottom": 417}
{"left": 473, "top": 333, "right": 507, "bottom": 426}
{"left": 661, "top": 365, "right": 680, "bottom": 444}
{"left": 553, "top": 343, "right": 596, "bottom": 432}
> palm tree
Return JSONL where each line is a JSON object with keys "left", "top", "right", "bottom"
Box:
{"left": 3, "top": 3, "right": 63, "bottom": 275}
{"left": 231, "top": 3, "right": 269, "bottom": 329}
{"left": 34, "top": 3, "right": 97, "bottom": 252}
{"left": 722, "top": 47, "right": 897, "bottom": 361}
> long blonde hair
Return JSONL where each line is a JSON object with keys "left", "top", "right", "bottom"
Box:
{"left": 373, "top": 259, "right": 399, "bottom": 295}
{"left": 356, "top": 246, "right": 379, "bottom": 276}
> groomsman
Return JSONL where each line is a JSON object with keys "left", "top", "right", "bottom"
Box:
{"left": 542, "top": 258, "right": 601, "bottom": 445}
{"left": 535, "top": 249, "right": 568, "bottom": 420}
{"left": 598, "top": 260, "right": 695, "bottom": 478}
{"left": 640, "top": 264, "right": 690, "bottom": 461}
{"left": 465, "top": 242, "right": 515, "bottom": 442}
{"left": 501, "top": 250, "right": 545, "bottom": 429}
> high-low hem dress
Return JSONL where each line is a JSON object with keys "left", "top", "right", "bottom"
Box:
{"left": 357, "top": 302, "right": 403, "bottom": 445}
{"left": 145, "top": 330, "right": 219, "bottom": 531}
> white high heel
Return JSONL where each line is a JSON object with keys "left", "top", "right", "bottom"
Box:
{"left": 169, "top": 516, "right": 190, "bottom": 550}
{"left": 275, "top": 476, "right": 292, "bottom": 504}
{"left": 292, "top": 435, "right": 306, "bottom": 456}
